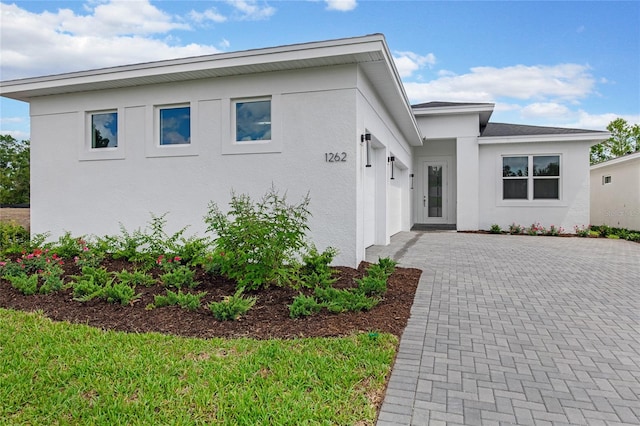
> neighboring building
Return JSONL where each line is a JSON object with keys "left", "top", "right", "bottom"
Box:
{"left": 0, "top": 34, "right": 609, "bottom": 266}
{"left": 590, "top": 152, "right": 640, "bottom": 231}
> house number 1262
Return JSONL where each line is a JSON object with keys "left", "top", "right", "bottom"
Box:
{"left": 325, "top": 152, "right": 347, "bottom": 162}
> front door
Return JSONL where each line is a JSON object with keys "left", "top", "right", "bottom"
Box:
{"left": 422, "top": 161, "right": 448, "bottom": 223}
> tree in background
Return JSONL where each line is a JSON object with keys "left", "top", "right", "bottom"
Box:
{"left": 590, "top": 118, "right": 640, "bottom": 164}
{"left": 0, "top": 134, "right": 30, "bottom": 205}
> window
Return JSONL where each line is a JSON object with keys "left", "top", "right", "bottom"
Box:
{"left": 234, "top": 99, "right": 271, "bottom": 142}
{"left": 603, "top": 175, "right": 612, "bottom": 185}
{"left": 503, "top": 155, "right": 560, "bottom": 200}
{"left": 91, "top": 111, "right": 118, "bottom": 149}
{"left": 159, "top": 105, "right": 190, "bottom": 145}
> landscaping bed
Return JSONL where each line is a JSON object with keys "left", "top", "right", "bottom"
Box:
{"left": 0, "top": 258, "right": 421, "bottom": 340}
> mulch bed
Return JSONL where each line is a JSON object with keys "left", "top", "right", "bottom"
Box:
{"left": 0, "top": 259, "right": 422, "bottom": 340}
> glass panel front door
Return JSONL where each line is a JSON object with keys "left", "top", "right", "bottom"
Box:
{"left": 428, "top": 165, "right": 443, "bottom": 217}
{"left": 422, "top": 161, "right": 447, "bottom": 223}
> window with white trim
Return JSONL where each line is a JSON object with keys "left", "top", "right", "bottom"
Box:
{"left": 502, "top": 155, "right": 560, "bottom": 200}
{"left": 233, "top": 98, "right": 271, "bottom": 142}
{"left": 90, "top": 111, "right": 118, "bottom": 148}
{"left": 159, "top": 105, "right": 191, "bottom": 145}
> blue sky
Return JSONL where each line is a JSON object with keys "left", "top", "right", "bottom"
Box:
{"left": 1, "top": 0, "right": 638, "bottom": 140}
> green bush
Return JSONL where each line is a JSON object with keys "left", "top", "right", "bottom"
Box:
{"left": 298, "top": 245, "right": 337, "bottom": 288}
{"left": 7, "top": 273, "right": 38, "bottom": 295}
{"left": 50, "top": 232, "right": 86, "bottom": 259}
{"left": 160, "top": 265, "right": 198, "bottom": 289}
{"left": 72, "top": 276, "right": 106, "bottom": 302}
{"left": 204, "top": 187, "right": 311, "bottom": 291}
{"left": 376, "top": 257, "right": 397, "bottom": 276}
{"left": 152, "top": 290, "right": 207, "bottom": 311}
{"left": 0, "top": 221, "right": 30, "bottom": 255}
{"left": 627, "top": 232, "right": 640, "bottom": 242}
{"left": 208, "top": 290, "right": 257, "bottom": 321}
{"left": 115, "top": 269, "right": 156, "bottom": 287}
{"left": 39, "top": 265, "right": 64, "bottom": 294}
{"left": 101, "top": 282, "right": 140, "bottom": 305}
{"left": 314, "top": 286, "right": 379, "bottom": 313}
{"left": 489, "top": 224, "right": 502, "bottom": 234}
{"left": 354, "top": 275, "right": 387, "bottom": 297}
{"left": 289, "top": 294, "right": 323, "bottom": 318}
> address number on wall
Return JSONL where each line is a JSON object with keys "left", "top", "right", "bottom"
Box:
{"left": 325, "top": 152, "right": 347, "bottom": 162}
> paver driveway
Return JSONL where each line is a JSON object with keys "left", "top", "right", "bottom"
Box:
{"left": 368, "top": 232, "right": 640, "bottom": 426}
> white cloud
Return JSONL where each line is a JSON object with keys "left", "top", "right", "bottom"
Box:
{"left": 226, "top": 0, "right": 276, "bottom": 20}
{"left": 520, "top": 102, "right": 571, "bottom": 119}
{"left": 404, "top": 63, "right": 596, "bottom": 104}
{"left": 393, "top": 51, "right": 436, "bottom": 78}
{"left": 0, "top": 2, "right": 221, "bottom": 80}
{"left": 325, "top": 0, "right": 357, "bottom": 11}
{"left": 189, "top": 8, "right": 227, "bottom": 24}
{"left": 561, "top": 111, "right": 640, "bottom": 130}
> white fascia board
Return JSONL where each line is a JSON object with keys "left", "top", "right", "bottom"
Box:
{"left": 374, "top": 39, "right": 423, "bottom": 146}
{"left": 413, "top": 104, "right": 495, "bottom": 117}
{"left": 0, "top": 34, "right": 387, "bottom": 100}
{"left": 478, "top": 132, "right": 610, "bottom": 145}
{"left": 591, "top": 151, "right": 640, "bottom": 170}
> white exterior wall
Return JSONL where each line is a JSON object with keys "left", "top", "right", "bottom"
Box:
{"left": 355, "top": 67, "right": 414, "bottom": 251}
{"left": 29, "top": 65, "right": 370, "bottom": 266}
{"left": 590, "top": 154, "right": 640, "bottom": 230}
{"left": 478, "top": 140, "right": 592, "bottom": 231}
{"left": 412, "top": 139, "right": 457, "bottom": 225}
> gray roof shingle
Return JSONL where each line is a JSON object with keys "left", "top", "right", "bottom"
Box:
{"left": 412, "top": 101, "right": 494, "bottom": 109}
{"left": 481, "top": 122, "right": 605, "bottom": 137}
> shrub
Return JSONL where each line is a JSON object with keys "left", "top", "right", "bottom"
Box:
{"left": 314, "top": 286, "right": 379, "bottom": 313}
{"left": 115, "top": 269, "right": 156, "bottom": 287}
{"left": 71, "top": 276, "right": 105, "bottom": 302}
{"left": 152, "top": 289, "right": 207, "bottom": 311}
{"left": 298, "top": 246, "right": 337, "bottom": 288}
{"left": 354, "top": 275, "right": 387, "bottom": 297}
{"left": 204, "top": 187, "right": 311, "bottom": 291}
{"left": 51, "top": 232, "right": 86, "bottom": 259}
{"left": 627, "top": 232, "right": 640, "bottom": 242}
{"left": 0, "top": 221, "right": 30, "bottom": 255}
{"left": 526, "top": 222, "right": 545, "bottom": 236}
{"left": 489, "top": 224, "right": 502, "bottom": 234}
{"left": 574, "top": 224, "right": 591, "bottom": 237}
{"left": 39, "top": 264, "right": 64, "bottom": 294}
{"left": 508, "top": 223, "right": 524, "bottom": 235}
{"left": 376, "top": 257, "right": 397, "bottom": 276}
{"left": 289, "top": 294, "right": 323, "bottom": 318}
{"left": 7, "top": 273, "right": 38, "bottom": 295}
{"left": 208, "top": 290, "right": 257, "bottom": 321}
{"left": 545, "top": 225, "right": 563, "bottom": 236}
{"left": 101, "top": 282, "right": 140, "bottom": 305}
{"left": 160, "top": 265, "right": 198, "bottom": 289}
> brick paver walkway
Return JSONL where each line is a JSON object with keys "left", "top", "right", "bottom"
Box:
{"left": 368, "top": 232, "right": 640, "bottom": 425}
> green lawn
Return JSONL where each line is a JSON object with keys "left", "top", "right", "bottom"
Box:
{"left": 0, "top": 309, "right": 396, "bottom": 425}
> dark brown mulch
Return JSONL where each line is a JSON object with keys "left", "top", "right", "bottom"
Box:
{"left": 0, "top": 260, "right": 422, "bottom": 340}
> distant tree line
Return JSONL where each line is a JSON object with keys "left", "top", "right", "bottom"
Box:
{"left": 0, "top": 134, "right": 30, "bottom": 205}
{"left": 590, "top": 118, "right": 640, "bottom": 165}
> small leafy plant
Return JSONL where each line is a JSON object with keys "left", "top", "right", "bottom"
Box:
{"left": 545, "top": 225, "right": 563, "bottom": 236}
{"left": 489, "top": 224, "right": 502, "bottom": 234}
{"left": 298, "top": 246, "right": 337, "bottom": 288}
{"left": 151, "top": 290, "right": 207, "bottom": 311}
{"left": 289, "top": 294, "right": 323, "bottom": 318}
{"left": 0, "top": 221, "right": 30, "bottom": 256}
{"left": 160, "top": 265, "right": 198, "bottom": 289}
{"left": 114, "top": 269, "right": 156, "bottom": 287}
{"left": 314, "top": 286, "right": 379, "bottom": 313}
{"left": 508, "top": 223, "right": 524, "bottom": 235}
{"left": 7, "top": 273, "right": 39, "bottom": 295}
{"left": 208, "top": 290, "right": 257, "bottom": 321}
{"left": 574, "top": 224, "right": 591, "bottom": 237}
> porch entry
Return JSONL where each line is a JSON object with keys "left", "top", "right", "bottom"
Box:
{"left": 421, "top": 160, "right": 448, "bottom": 223}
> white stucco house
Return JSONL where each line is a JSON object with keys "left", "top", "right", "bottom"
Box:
{"left": 590, "top": 152, "right": 640, "bottom": 231}
{"left": 0, "top": 34, "right": 609, "bottom": 266}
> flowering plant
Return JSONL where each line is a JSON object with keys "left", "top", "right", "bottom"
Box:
{"left": 574, "top": 224, "right": 591, "bottom": 237}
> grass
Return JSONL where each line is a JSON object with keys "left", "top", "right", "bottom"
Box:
{"left": 0, "top": 308, "right": 396, "bottom": 425}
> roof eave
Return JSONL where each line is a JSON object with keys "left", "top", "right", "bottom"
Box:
{"left": 478, "top": 132, "right": 610, "bottom": 145}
